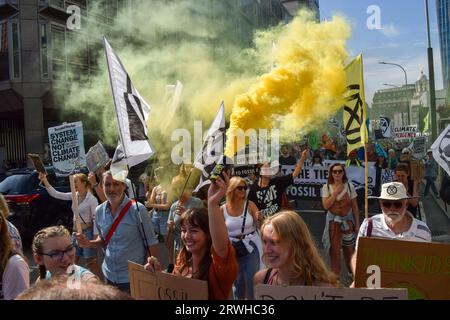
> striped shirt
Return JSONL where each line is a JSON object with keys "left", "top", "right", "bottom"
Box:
{"left": 356, "top": 212, "right": 432, "bottom": 249}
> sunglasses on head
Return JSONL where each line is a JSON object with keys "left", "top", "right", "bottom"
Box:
{"left": 332, "top": 169, "right": 343, "bottom": 174}
{"left": 381, "top": 201, "right": 403, "bottom": 209}
{"left": 236, "top": 185, "right": 248, "bottom": 191}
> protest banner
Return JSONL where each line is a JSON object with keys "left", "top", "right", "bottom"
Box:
{"left": 232, "top": 164, "right": 258, "bottom": 177}
{"left": 281, "top": 164, "right": 385, "bottom": 201}
{"left": 255, "top": 284, "right": 407, "bottom": 300}
{"left": 411, "top": 136, "right": 426, "bottom": 156}
{"left": 393, "top": 125, "right": 418, "bottom": 142}
{"left": 355, "top": 237, "right": 450, "bottom": 300}
{"left": 28, "top": 154, "right": 47, "bottom": 175}
{"left": 86, "top": 141, "right": 110, "bottom": 173}
{"left": 128, "top": 261, "right": 208, "bottom": 300}
{"left": 48, "top": 122, "right": 86, "bottom": 176}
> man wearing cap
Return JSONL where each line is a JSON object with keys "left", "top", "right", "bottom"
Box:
{"left": 350, "top": 181, "right": 431, "bottom": 276}
{"left": 77, "top": 170, "right": 159, "bottom": 293}
{"left": 248, "top": 149, "right": 308, "bottom": 219}
{"left": 424, "top": 150, "right": 439, "bottom": 199}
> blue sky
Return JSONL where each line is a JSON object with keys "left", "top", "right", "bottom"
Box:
{"left": 320, "top": 0, "right": 443, "bottom": 105}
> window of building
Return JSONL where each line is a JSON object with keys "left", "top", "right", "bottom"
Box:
{"left": 11, "top": 21, "right": 20, "bottom": 79}
{"left": 0, "top": 21, "right": 9, "bottom": 81}
{"left": 40, "top": 22, "right": 49, "bottom": 79}
{"left": 51, "top": 24, "right": 66, "bottom": 81}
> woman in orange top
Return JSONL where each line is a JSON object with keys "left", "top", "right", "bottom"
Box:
{"left": 145, "top": 173, "right": 238, "bottom": 300}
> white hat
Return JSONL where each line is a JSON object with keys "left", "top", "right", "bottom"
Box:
{"left": 369, "top": 182, "right": 411, "bottom": 200}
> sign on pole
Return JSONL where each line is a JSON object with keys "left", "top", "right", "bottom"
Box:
{"left": 28, "top": 154, "right": 47, "bottom": 175}
{"left": 355, "top": 237, "right": 450, "bottom": 300}
{"left": 393, "top": 125, "right": 418, "bottom": 142}
{"left": 48, "top": 121, "right": 86, "bottom": 176}
{"left": 86, "top": 141, "right": 110, "bottom": 173}
{"left": 128, "top": 262, "right": 208, "bottom": 300}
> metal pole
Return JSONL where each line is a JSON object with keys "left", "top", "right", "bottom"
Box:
{"left": 379, "top": 62, "right": 409, "bottom": 124}
{"left": 425, "top": 0, "right": 438, "bottom": 142}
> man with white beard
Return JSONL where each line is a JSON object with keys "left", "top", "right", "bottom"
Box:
{"left": 350, "top": 181, "right": 431, "bottom": 276}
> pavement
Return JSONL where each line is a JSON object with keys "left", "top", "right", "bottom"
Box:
{"left": 420, "top": 188, "right": 450, "bottom": 243}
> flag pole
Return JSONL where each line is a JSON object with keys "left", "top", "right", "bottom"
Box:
{"left": 104, "top": 36, "right": 153, "bottom": 258}
{"left": 364, "top": 145, "right": 369, "bottom": 219}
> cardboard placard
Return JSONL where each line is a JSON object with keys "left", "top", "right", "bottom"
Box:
{"left": 69, "top": 175, "right": 82, "bottom": 233}
{"left": 28, "top": 154, "right": 47, "bottom": 174}
{"left": 355, "top": 237, "right": 450, "bottom": 300}
{"left": 254, "top": 284, "right": 408, "bottom": 300}
{"left": 410, "top": 160, "right": 425, "bottom": 181}
{"left": 86, "top": 141, "right": 110, "bottom": 173}
{"left": 48, "top": 121, "right": 86, "bottom": 176}
{"left": 128, "top": 261, "right": 208, "bottom": 300}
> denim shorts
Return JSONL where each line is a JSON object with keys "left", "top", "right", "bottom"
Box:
{"left": 72, "top": 227, "right": 97, "bottom": 259}
{"left": 152, "top": 210, "right": 169, "bottom": 236}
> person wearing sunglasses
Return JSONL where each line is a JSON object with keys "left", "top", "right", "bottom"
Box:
{"left": 248, "top": 149, "right": 308, "bottom": 220}
{"left": 350, "top": 182, "right": 431, "bottom": 278}
{"left": 322, "top": 163, "right": 360, "bottom": 281}
{"left": 32, "top": 226, "right": 98, "bottom": 283}
{"left": 221, "top": 176, "right": 261, "bottom": 300}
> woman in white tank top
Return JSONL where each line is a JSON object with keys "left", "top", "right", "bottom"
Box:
{"left": 221, "top": 176, "right": 262, "bottom": 300}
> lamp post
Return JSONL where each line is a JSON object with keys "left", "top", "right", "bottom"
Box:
{"left": 425, "top": 0, "right": 437, "bottom": 142}
{"left": 379, "top": 61, "right": 410, "bottom": 125}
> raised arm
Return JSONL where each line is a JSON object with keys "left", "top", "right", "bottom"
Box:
{"left": 207, "top": 172, "right": 230, "bottom": 259}
{"left": 292, "top": 149, "right": 308, "bottom": 179}
{"left": 88, "top": 172, "right": 106, "bottom": 203}
{"left": 38, "top": 173, "right": 72, "bottom": 201}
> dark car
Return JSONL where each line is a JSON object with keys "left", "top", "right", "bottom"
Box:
{"left": 0, "top": 168, "right": 74, "bottom": 246}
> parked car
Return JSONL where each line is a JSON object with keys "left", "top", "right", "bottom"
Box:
{"left": 0, "top": 167, "right": 74, "bottom": 246}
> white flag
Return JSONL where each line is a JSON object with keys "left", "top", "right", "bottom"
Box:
{"left": 431, "top": 124, "right": 450, "bottom": 176}
{"left": 380, "top": 116, "right": 391, "bottom": 138}
{"left": 104, "top": 37, "right": 154, "bottom": 181}
{"left": 193, "top": 102, "right": 226, "bottom": 192}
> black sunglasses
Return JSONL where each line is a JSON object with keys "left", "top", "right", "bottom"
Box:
{"left": 381, "top": 201, "right": 403, "bottom": 209}
{"left": 236, "top": 185, "right": 248, "bottom": 191}
{"left": 332, "top": 170, "right": 343, "bottom": 174}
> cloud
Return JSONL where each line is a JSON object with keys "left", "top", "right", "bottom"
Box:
{"left": 379, "top": 23, "right": 400, "bottom": 37}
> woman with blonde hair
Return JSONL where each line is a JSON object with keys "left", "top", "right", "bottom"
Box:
{"left": 222, "top": 176, "right": 261, "bottom": 300}
{"left": 32, "top": 225, "right": 98, "bottom": 283}
{"left": 254, "top": 211, "right": 338, "bottom": 287}
{"left": 38, "top": 172, "right": 101, "bottom": 278}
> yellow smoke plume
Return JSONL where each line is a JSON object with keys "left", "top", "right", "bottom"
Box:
{"left": 225, "top": 11, "right": 350, "bottom": 158}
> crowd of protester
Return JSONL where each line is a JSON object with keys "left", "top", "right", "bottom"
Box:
{"left": 0, "top": 137, "right": 443, "bottom": 300}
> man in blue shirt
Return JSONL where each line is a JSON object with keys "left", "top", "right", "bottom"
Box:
{"left": 77, "top": 171, "right": 159, "bottom": 293}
